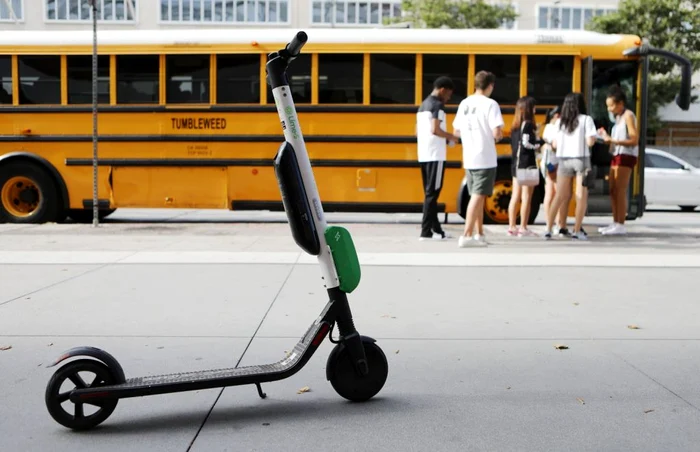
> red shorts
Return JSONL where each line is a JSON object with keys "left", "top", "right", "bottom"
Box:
{"left": 611, "top": 154, "right": 638, "bottom": 168}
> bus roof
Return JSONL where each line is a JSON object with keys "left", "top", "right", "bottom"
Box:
{"left": 0, "top": 28, "right": 636, "bottom": 48}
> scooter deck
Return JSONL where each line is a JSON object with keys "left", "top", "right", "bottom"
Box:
{"left": 70, "top": 321, "right": 329, "bottom": 402}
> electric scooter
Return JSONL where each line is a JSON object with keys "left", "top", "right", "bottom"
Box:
{"left": 44, "top": 31, "right": 389, "bottom": 431}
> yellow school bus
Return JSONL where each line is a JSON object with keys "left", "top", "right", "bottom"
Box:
{"left": 0, "top": 28, "right": 692, "bottom": 224}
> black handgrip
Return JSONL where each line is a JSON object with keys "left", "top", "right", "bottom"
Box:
{"left": 286, "top": 31, "right": 308, "bottom": 57}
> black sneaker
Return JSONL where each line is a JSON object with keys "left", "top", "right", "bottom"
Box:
{"left": 558, "top": 228, "right": 571, "bottom": 237}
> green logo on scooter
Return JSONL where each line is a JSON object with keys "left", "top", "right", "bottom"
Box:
{"left": 285, "top": 106, "right": 299, "bottom": 139}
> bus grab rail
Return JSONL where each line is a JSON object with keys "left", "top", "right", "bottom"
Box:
{"left": 624, "top": 41, "right": 693, "bottom": 111}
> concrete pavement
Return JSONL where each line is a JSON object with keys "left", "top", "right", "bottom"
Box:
{"left": 1, "top": 209, "right": 699, "bottom": 451}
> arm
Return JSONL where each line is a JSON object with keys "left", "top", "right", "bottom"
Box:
{"left": 432, "top": 118, "right": 458, "bottom": 142}
{"left": 613, "top": 111, "right": 639, "bottom": 146}
{"left": 585, "top": 116, "right": 597, "bottom": 147}
{"left": 489, "top": 103, "right": 504, "bottom": 141}
{"left": 521, "top": 122, "right": 543, "bottom": 150}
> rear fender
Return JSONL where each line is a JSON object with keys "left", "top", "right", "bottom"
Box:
{"left": 47, "top": 346, "right": 126, "bottom": 383}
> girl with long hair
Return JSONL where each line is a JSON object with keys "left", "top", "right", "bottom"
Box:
{"left": 596, "top": 85, "right": 639, "bottom": 235}
{"left": 544, "top": 92, "right": 597, "bottom": 240}
{"left": 508, "top": 96, "right": 543, "bottom": 237}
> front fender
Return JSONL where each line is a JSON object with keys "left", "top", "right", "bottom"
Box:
{"left": 47, "top": 346, "right": 126, "bottom": 383}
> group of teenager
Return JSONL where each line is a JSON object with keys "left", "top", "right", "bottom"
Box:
{"left": 416, "top": 71, "right": 639, "bottom": 247}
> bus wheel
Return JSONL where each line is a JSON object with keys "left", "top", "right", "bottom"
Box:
{"left": 483, "top": 175, "right": 541, "bottom": 225}
{"left": 68, "top": 208, "right": 116, "bottom": 223}
{"left": 0, "top": 162, "right": 60, "bottom": 224}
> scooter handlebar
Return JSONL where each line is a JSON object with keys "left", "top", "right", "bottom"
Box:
{"left": 285, "top": 31, "right": 308, "bottom": 57}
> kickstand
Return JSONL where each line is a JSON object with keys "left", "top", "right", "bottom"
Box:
{"left": 256, "top": 383, "right": 267, "bottom": 399}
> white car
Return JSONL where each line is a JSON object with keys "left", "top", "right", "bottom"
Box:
{"left": 644, "top": 148, "right": 700, "bottom": 212}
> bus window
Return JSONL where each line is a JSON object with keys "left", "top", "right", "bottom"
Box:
{"left": 422, "top": 54, "right": 468, "bottom": 105}
{"left": 318, "top": 54, "right": 363, "bottom": 104}
{"left": 18, "top": 56, "right": 61, "bottom": 105}
{"left": 0, "top": 57, "right": 11, "bottom": 104}
{"left": 116, "top": 55, "right": 159, "bottom": 104}
{"left": 474, "top": 55, "right": 520, "bottom": 105}
{"left": 266, "top": 53, "right": 311, "bottom": 104}
{"left": 370, "top": 54, "right": 415, "bottom": 104}
{"left": 67, "top": 55, "right": 110, "bottom": 105}
{"left": 590, "top": 60, "right": 637, "bottom": 132}
{"left": 216, "top": 54, "right": 260, "bottom": 104}
{"left": 166, "top": 54, "right": 210, "bottom": 104}
{"left": 527, "top": 55, "right": 573, "bottom": 106}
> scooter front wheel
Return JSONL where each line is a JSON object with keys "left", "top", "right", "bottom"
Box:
{"left": 327, "top": 340, "right": 388, "bottom": 402}
{"left": 45, "top": 359, "right": 119, "bottom": 430}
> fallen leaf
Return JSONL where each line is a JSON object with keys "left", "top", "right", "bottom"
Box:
{"left": 381, "top": 315, "right": 397, "bottom": 319}
{"left": 554, "top": 344, "right": 569, "bottom": 350}
{"left": 47, "top": 343, "right": 53, "bottom": 347}
{"left": 262, "top": 422, "right": 270, "bottom": 426}
{"left": 644, "top": 409, "right": 654, "bottom": 414}
{"left": 297, "top": 386, "right": 310, "bottom": 394}
{"left": 395, "top": 350, "right": 400, "bottom": 354}
{"left": 573, "top": 302, "right": 580, "bottom": 306}
{"left": 506, "top": 386, "right": 511, "bottom": 390}
{"left": 577, "top": 397, "right": 585, "bottom": 405}
{"left": 0, "top": 345, "right": 11, "bottom": 351}
{"left": 627, "top": 324, "right": 640, "bottom": 330}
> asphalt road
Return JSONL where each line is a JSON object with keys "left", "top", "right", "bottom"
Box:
{"left": 1, "top": 208, "right": 699, "bottom": 452}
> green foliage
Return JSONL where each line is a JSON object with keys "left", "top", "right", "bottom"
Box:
{"left": 587, "top": 0, "right": 700, "bottom": 132}
{"left": 386, "top": 0, "right": 517, "bottom": 29}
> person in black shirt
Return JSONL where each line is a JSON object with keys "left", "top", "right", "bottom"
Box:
{"left": 507, "top": 96, "right": 544, "bottom": 237}
{"left": 416, "top": 76, "right": 458, "bottom": 240}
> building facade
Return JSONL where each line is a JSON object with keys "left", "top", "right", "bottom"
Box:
{"left": 1, "top": 0, "right": 618, "bottom": 31}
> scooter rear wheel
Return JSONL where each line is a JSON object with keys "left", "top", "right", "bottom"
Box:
{"left": 45, "top": 359, "right": 119, "bottom": 430}
{"left": 327, "top": 341, "right": 388, "bottom": 402}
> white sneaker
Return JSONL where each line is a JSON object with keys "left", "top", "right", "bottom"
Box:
{"left": 598, "top": 223, "right": 617, "bottom": 233}
{"left": 458, "top": 235, "right": 486, "bottom": 248}
{"left": 474, "top": 234, "right": 488, "bottom": 244}
{"left": 602, "top": 223, "right": 627, "bottom": 235}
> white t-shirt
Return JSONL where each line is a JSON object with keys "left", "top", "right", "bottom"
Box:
{"left": 553, "top": 114, "right": 596, "bottom": 158}
{"left": 542, "top": 123, "right": 559, "bottom": 165}
{"left": 416, "top": 95, "right": 447, "bottom": 162}
{"left": 452, "top": 94, "right": 504, "bottom": 169}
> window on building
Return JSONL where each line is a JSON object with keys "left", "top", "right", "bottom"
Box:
{"left": 0, "top": 0, "right": 22, "bottom": 21}
{"left": 422, "top": 54, "right": 468, "bottom": 105}
{"left": 18, "top": 56, "right": 61, "bottom": 105}
{"left": 0, "top": 57, "right": 12, "bottom": 104}
{"left": 311, "top": 0, "right": 401, "bottom": 25}
{"left": 116, "top": 55, "right": 159, "bottom": 104}
{"left": 166, "top": 55, "right": 210, "bottom": 104}
{"left": 370, "top": 54, "right": 415, "bottom": 104}
{"left": 318, "top": 54, "right": 363, "bottom": 104}
{"left": 537, "top": 5, "right": 617, "bottom": 30}
{"left": 67, "top": 55, "right": 111, "bottom": 104}
{"left": 527, "top": 56, "right": 573, "bottom": 106}
{"left": 266, "top": 54, "right": 311, "bottom": 104}
{"left": 46, "top": 0, "right": 136, "bottom": 21}
{"left": 216, "top": 54, "right": 260, "bottom": 104}
{"left": 160, "top": 0, "right": 289, "bottom": 24}
{"left": 474, "top": 55, "right": 520, "bottom": 105}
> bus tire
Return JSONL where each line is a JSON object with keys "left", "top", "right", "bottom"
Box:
{"left": 0, "top": 161, "right": 61, "bottom": 224}
{"left": 457, "top": 164, "right": 542, "bottom": 225}
{"left": 68, "top": 208, "right": 116, "bottom": 223}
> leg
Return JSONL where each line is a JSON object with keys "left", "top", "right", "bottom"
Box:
{"left": 477, "top": 168, "right": 496, "bottom": 236}
{"left": 573, "top": 172, "right": 589, "bottom": 234}
{"left": 431, "top": 161, "right": 446, "bottom": 234}
{"left": 543, "top": 170, "right": 556, "bottom": 224}
{"left": 464, "top": 194, "right": 485, "bottom": 237}
{"left": 615, "top": 165, "right": 633, "bottom": 225}
{"left": 519, "top": 185, "right": 534, "bottom": 230}
{"left": 508, "top": 177, "right": 521, "bottom": 232}
{"left": 608, "top": 165, "right": 619, "bottom": 224}
{"left": 547, "top": 163, "right": 572, "bottom": 232}
{"left": 420, "top": 161, "right": 441, "bottom": 238}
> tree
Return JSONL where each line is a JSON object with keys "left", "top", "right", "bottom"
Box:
{"left": 386, "top": 0, "right": 518, "bottom": 29}
{"left": 587, "top": 0, "right": 700, "bottom": 133}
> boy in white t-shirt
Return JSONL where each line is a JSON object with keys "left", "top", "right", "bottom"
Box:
{"left": 452, "top": 71, "right": 504, "bottom": 247}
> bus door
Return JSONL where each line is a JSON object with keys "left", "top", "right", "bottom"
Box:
{"left": 580, "top": 55, "right": 646, "bottom": 218}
